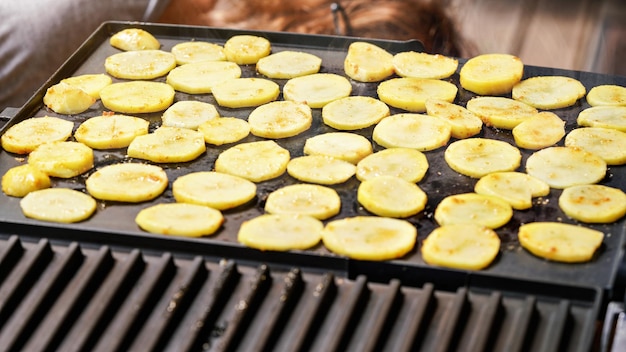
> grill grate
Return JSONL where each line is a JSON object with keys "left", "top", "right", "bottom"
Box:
{"left": 0, "top": 235, "right": 600, "bottom": 351}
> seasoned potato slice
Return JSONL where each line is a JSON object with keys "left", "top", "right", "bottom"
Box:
{"left": 474, "top": 171, "right": 550, "bottom": 210}
{"left": 577, "top": 106, "right": 626, "bottom": 132}
{"left": 43, "top": 82, "right": 96, "bottom": 115}
{"left": 127, "top": 127, "right": 206, "bottom": 163}
{"left": 321, "top": 216, "right": 417, "bottom": 260}
{"left": 287, "top": 155, "right": 356, "bottom": 185}
{"left": 173, "top": 171, "right": 256, "bottom": 210}
{"left": 559, "top": 184, "right": 626, "bottom": 223}
{"left": 564, "top": 127, "right": 626, "bottom": 165}
{"left": 74, "top": 114, "right": 149, "bottom": 149}
{"left": 512, "top": 76, "right": 586, "bottom": 110}
{"left": 465, "top": 96, "right": 538, "bottom": 129}
{"left": 215, "top": 140, "right": 290, "bottom": 182}
{"left": 2, "top": 164, "right": 51, "bottom": 197}
{"left": 586, "top": 85, "right": 626, "bottom": 106}
{"left": 104, "top": 50, "right": 176, "bottom": 80}
{"left": 393, "top": 52, "right": 458, "bottom": 79}
{"left": 1, "top": 116, "right": 73, "bottom": 154}
{"left": 303, "top": 132, "right": 372, "bottom": 164}
{"left": 265, "top": 184, "right": 341, "bottom": 220}
{"left": 518, "top": 222, "right": 603, "bottom": 263}
{"left": 425, "top": 99, "right": 482, "bottom": 139}
{"left": 212, "top": 78, "right": 279, "bottom": 108}
{"left": 223, "top": 34, "right": 271, "bottom": 64}
{"left": 100, "top": 81, "right": 175, "bottom": 114}
{"left": 171, "top": 41, "right": 226, "bottom": 65}
{"left": 28, "top": 141, "right": 93, "bottom": 178}
{"left": 166, "top": 61, "right": 242, "bottom": 94}
{"left": 322, "top": 96, "right": 389, "bottom": 130}
{"left": 136, "top": 203, "right": 223, "bottom": 237}
{"left": 161, "top": 101, "right": 220, "bottom": 130}
{"left": 198, "top": 117, "right": 250, "bottom": 145}
{"left": 444, "top": 138, "right": 522, "bottom": 178}
{"left": 86, "top": 163, "right": 168, "bottom": 202}
{"left": 257, "top": 50, "right": 322, "bottom": 79}
{"left": 525, "top": 146, "right": 606, "bottom": 189}
{"left": 356, "top": 147, "right": 428, "bottom": 183}
{"left": 20, "top": 188, "right": 96, "bottom": 223}
{"left": 421, "top": 224, "right": 500, "bottom": 270}
{"left": 61, "top": 74, "right": 112, "bottom": 99}
{"left": 512, "top": 111, "right": 565, "bottom": 150}
{"left": 248, "top": 101, "right": 312, "bottom": 138}
{"left": 283, "top": 73, "right": 352, "bottom": 108}
{"left": 373, "top": 113, "right": 451, "bottom": 151}
{"left": 459, "top": 53, "right": 524, "bottom": 95}
{"left": 377, "top": 77, "right": 457, "bottom": 113}
{"left": 358, "top": 175, "right": 427, "bottom": 218}
{"left": 434, "top": 192, "right": 513, "bottom": 229}
{"left": 343, "top": 41, "right": 394, "bottom": 82}
{"left": 110, "top": 28, "right": 160, "bottom": 51}
{"left": 238, "top": 214, "right": 324, "bottom": 251}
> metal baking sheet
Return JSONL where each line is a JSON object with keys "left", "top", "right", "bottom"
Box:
{"left": 1, "top": 21, "right": 626, "bottom": 292}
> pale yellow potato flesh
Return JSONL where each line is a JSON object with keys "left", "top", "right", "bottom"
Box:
{"left": 238, "top": 214, "right": 324, "bottom": 251}
{"left": 28, "top": 141, "right": 94, "bottom": 178}
{"left": 373, "top": 113, "right": 451, "bottom": 151}
{"left": 474, "top": 171, "right": 550, "bottom": 210}
{"left": 161, "top": 101, "right": 220, "bottom": 130}
{"left": 393, "top": 51, "right": 458, "bottom": 79}
{"left": 425, "top": 99, "right": 482, "bottom": 139}
{"left": 355, "top": 147, "right": 429, "bottom": 183}
{"left": 2, "top": 164, "right": 51, "bottom": 197}
{"left": 264, "top": 183, "right": 341, "bottom": 220}
{"left": 74, "top": 114, "right": 149, "bottom": 149}
{"left": 512, "top": 76, "right": 586, "bottom": 110}
{"left": 1, "top": 116, "right": 73, "bottom": 154}
{"left": 20, "top": 188, "right": 96, "bottom": 223}
{"left": 110, "top": 28, "right": 161, "bottom": 51}
{"left": 525, "top": 146, "right": 607, "bottom": 189}
{"left": 256, "top": 50, "right": 322, "bottom": 79}
{"left": 173, "top": 171, "right": 256, "bottom": 210}
{"left": 104, "top": 50, "right": 176, "bottom": 80}
{"left": 287, "top": 155, "right": 356, "bottom": 185}
{"left": 198, "top": 117, "right": 250, "bottom": 146}
{"left": 465, "top": 96, "right": 538, "bottom": 130}
{"left": 100, "top": 81, "right": 175, "bottom": 114}
{"left": 357, "top": 175, "right": 427, "bottom": 218}
{"left": 283, "top": 73, "right": 352, "bottom": 108}
{"left": 322, "top": 96, "right": 390, "bottom": 131}
{"left": 343, "top": 41, "right": 394, "bottom": 82}
{"left": 171, "top": 41, "right": 226, "bottom": 65}
{"left": 224, "top": 35, "right": 271, "bottom": 64}
{"left": 577, "top": 106, "right": 626, "bottom": 132}
{"left": 518, "top": 222, "right": 603, "bottom": 263}
{"left": 166, "top": 61, "right": 241, "bottom": 94}
{"left": 559, "top": 184, "right": 626, "bottom": 223}
{"left": 564, "top": 127, "right": 626, "bottom": 165}
{"left": 434, "top": 192, "right": 513, "bottom": 229}
{"left": 459, "top": 53, "right": 524, "bottom": 95}
{"left": 43, "top": 82, "right": 96, "bottom": 115}
{"left": 214, "top": 140, "right": 290, "bottom": 182}
{"left": 444, "top": 138, "right": 522, "bottom": 178}
{"left": 61, "top": 74, "right": 112, "bottom": 99}
{"left": 85, "top": 163, "right": 168, "bottom": 203}
{"left": 136, "top": 203, "right": 223, "bottom": 237}
{"left": 248, "top": 101, "right": 312, "bottom": 138}
{"left": 377, "top": 77, "right": 457, "bottom": 113}
{"left": 211, "top": 78, "right": 279, "bottom": 108}
{"left": 512, "top": 111, "right": 566, "bottom": 150}
{"left": 586, "top": 85, "right": 626, "bottom": 106}
{"left": 127, "top": 127, "right": 206, "bottom": 163}
{"left": 303, "top": 132, "right": 372, "bottom": 164}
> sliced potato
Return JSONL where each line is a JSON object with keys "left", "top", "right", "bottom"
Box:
{"left": 287, "top": 155, "right": 356, "bottom": 185}
{"left": 43, "top": 82, "right": 96, "bottom": 115}
{"left": 474, "top": 171, "right": 550, "bottom": 210}
{"left": 393, "top": 52, "right": 458, "bottom": 79}
{"left": 373, "top": 113, "right": 451, "bottom": 151}
{"left": 171, "top": 41, "right": 226, "bottom": 65}
{"left": 444, "top": 138, "right": 522, "bottom": 178}
{"left": 355, "top": 147, "right": 429, "bottom": 183}
{"left": 161, "top": 101, "right": 220, "bottom": 130}
{"left": 586, "top": 85, "right": 626, "bottom": 106}
{"left": 425, "top": 99, "right": 482, "bottom": 139}
{"left": 173, "top": 171, "right": 256, "bottom": 210}
{"left": 421, "top": 224, "right": 500, "bottom": 270}
{"left": 377, "top": 77, "right": 457, "bottom": 113}
{"left": 525, "top": 146, "right": 606, "bottom": 189}
{"left": 2, "top": 164, "right": 51, "bottom": 197}
{"left": 358, "top": 175, "right": 427, "bottom": 218}
{"left": 61, "top": 74, "right": 112, "bottom": 99}
{"left": 283, "top": 73, "right": 352, "bottom": 108}
{"left": 85, "top": 163, "right": 168, "bottom": 202}
{"left": 434, "top": 192, "right": 513, "bottom": 229}
{"left": 211, "top": 78, "right": 279, "bottom": 108}
{"left": 238, "top": 214, "right": 324, "bottom": 251}
{"left": 303, "top": 132, "right": 372, "bottom": 164}
{"left": 459, "top": 53, "right": 524, "bottom": 95}
{"left": 28, "top": 141, "right": 93, "bottom": 178}
{"left": 198, "top": 117, "right": 250, "bottom": 145}
{"left": 256, "top": 50, "right": 322, "bottom": 79}
{"left": 512, "top": 111, "right": 565, "bottom": 150}
{"left": 564, "top": 127, "right": 626, "bottom": 165}
{"left": 465, "top": 96, "right": 538, "bottom": 129}
{"left": 264, "top": 184, "right": 341, "bottom": 220}
{"left": 110, "top": 28, "right": 160, "bottom": 51}
{"left": 577, "top": 106, "right": 626, "bottom": 132}
{"left": 223, "top": 34, "right": 271, "bottom": 64}
{"left": 512, "top": 76, "right": 586, "bottom": 110}
{"left": 322, "top": 96, "right": 390, "bottom": 130}
{"left": 518, "top": 222, "right": 603, "bottom": 263}
{"left": 1, "top": 116, "right": 73, "bottom": 154}
{"left": 127, "top": 126, "right": 206, "bottom": 163}
{"left": 104, "top": 50, "right": 176, "bottom": 80}
{"left": 20, "top": 188, "right": 96, "bottom": 223}
{"left": 215, "top": 140, "right": 290, "bottom": 182}
{"left": 74, "top": 114, "right": 149, "bottom": 149}
{"left": 166, "top": 61, "right": 242, "bottom": 94}
{"left": 343, "top": 41, "right": 394, "bottom": 82}
{"left": 136, "top": 203, "right": 223, "bottom": 237}
{"left": 559, "top": 184, "right": 626, "bottom": 223}
{"left": 100, "top": 81, "right": 175, "bottom": 114}
{"left": 248, "top": 101, "right": 312, "bottom": 138}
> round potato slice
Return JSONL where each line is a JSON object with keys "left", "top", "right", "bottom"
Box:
{"left": 525, "top": 146, "right": 606, "bottom": 189}
{"left": 465, "top": 96, "right": 538, "bottom": 130}
{"left": 322, "top": 96, "right": 390, "bottom": 130}
{"left": 577, "top": 106, "right": 626, "bottom": 132}
{"left": 358, "top": 175, "right": 427, "bottom": 218}
{"left": 74, "top": 114, "right": 149, "bottom": 149}
{"left": 127, "top": 127, "right": 206, "bottom": 163}
{"left": 105, "top": 50, "right": 176, "bottom": 80}
{"left": 343, "top": 41, "right": 394, "bottom": 82}
{"left": 136, "top": 203, "right": 223, "bottom": 237}
{"left": 171, "top": 41, "right": 226, "bottom": 65}
{"left": 434, "top": 193, "right": 513, "bottom": 229}
{"left": 283, "top": 73, "right": 352, "bottom": 108}
{"left": 393, "top": 51, "right": 458, "bottom": 79}
{"left": 2, "top": 164, "right": 51, "bottom": 197}
{"left": 264, "top": 184, "right": 341, "bottom": 220}
{"left": 248, "top": 101, "right": 312, "bottom": 139}
{"left": 474, "top": 171, "right": 550, "bottom": 210}
{"left": 86, "top": 163, "right": 168, "bottom": 203}
{"left": 421, "top": 224, "right": 500, "bottom": 270}
{"left": 373, "top": 113, "right": 451, "bottom": 151}
{"left": 256, "top": 50, "right": 322, "bottom": 79}
{"left": 287, "top": 155, "right": 356, "bottom": 185}
{"left": 215, "top": 140, "right": 290, "bottom": 182}
{"left": 61, "top": 74, "right": 112, "bottom": 99}
{"left": 512, "top": 76, "right": 586, "bottom": 110}
{"left": 518, "top": 222, "right": 603, "bottom": 263}
{"left": 28, "top": 141, "right": 94, "bottom": 178}
{"left": 321, "top": 216, "right": 417, "bottom": 261}
{"left": 224, "top": 34, "right": 271, "bottom": 64}
{"left": 377, "top": 77, "right": 457, "bottom": 113}
{"left": 198, "top": 117, "right": 250, "bottom": 146}
{"left": 100, "top": 81, "right": 175, "bottom": 114}
{"left": 355, "top": 147, "right": 429, "bottom": 183}
{"left": 238, "top": 214, "right": 324, "bottom": 251}
{"left": 512, "top": 111, "right": 565, "bottom": 150}
{"left": 43, "top": 82, "right": 96, "bottom": 115}
{"left": 161, "top": 101, "right": 220, "bottom": 130}
{"left": 166, "top": 61, "right": 242, "bottom": 94}
{"left": 586, "top": 85, "right": 626, "bottom": 106}
{"left": 559, "top": 184, "right": 626, "bottom": 223}
{"left": 425, "top": 99, "right": 482, "bottom": 139}
{"left": 20, "top": 188, "right": 96, "bottom": 223}
{"left": 444, "top": 138, "right": 522, "bottom": 178}
{"left": 459, "top": 53, "right": 524, "bottom": 95}
{"left": 173, "top": 171, "right": 257, "bottom": 210}
{"left": 1, "top": 116, "right": 73, "bottom": 154}
{"left": 110, "top": 28, "right": 160, "bottom": 51}
{"left": 303, "top": 132, "right": 372, "bottom": 164}
{"left": 564, "top": 127, "right": 626, "bottom": 165}
{"left": 212, "top": 78, "right": 279, "bottom": 108}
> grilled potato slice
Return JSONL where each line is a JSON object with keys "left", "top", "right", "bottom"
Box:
{"left": 104, "top": 50, "right": 176, "bottom": 80}
{"left": 1, "top": 116, "right": 73, "bottom": 154}
{"left": 224, "top": 34, "right": 271, "bottom": 64}
{"left": 321, "top": 216, "right": 417, "bottom": 261}
{"left": 373, "top": 113, "right": 451, "bottom": 151}
{"left": 28, "top": 141, "right": 93, "bottom": 178}
{"left": 264, "top": 184, "right": 341, "bottom": 220}
{"left": 61, "top": 74, "right": 112, "bottom": 99}
{"left": 512, "top": 76, "right": 586, "bottom": 110}
{"left": 256, "top": 50, "right": 322, "bottom": 79}
{"left": 577, "top": 106, "right": 626, "bottom": 132}
{"left": 512, "top": 111, "right": 565, "bottom": 150}
{"left": 358, "top": 175, "right": 427, "bottom": 218}
{"left": 564, "top": 127, "right": 626, "bottom": 165}
{"left": 100, "top": 81, "right": 175, "bottom": 114}
{"left": 283, "top": 73, "right": 352, "bottom": 108}
{"left": 86, "top": 163, "right": 168, "bottom": 202}
{"left": 110, "top": 28, "right": 160, "bottom": 51}
{"left": 248, "top": 101, "right": 312, "bottom": 138}
{"left": 2, "top": 164, "right": 51, "bottom": 197}
{"left": 459, "top": 53, "right": 524, "bottom": 95}
{"left": 425, "top": 99, "right": 482, "bottom": 139}
{"left": 474, "top": 171, "right": 550, "bottom": 210}
{"left": 212, "top": 78, "right": 279, "bottom": 108}
{"left": 161, "top": 101, "right": 220, "bottom": 130}
{"left": 525, "top": 146, "right": 606, "bottom": 189}
{"left": 43, "top": 82, "right": 96, "bottom": 115}
{"left": 20, "top": 188, "right": 96, "bottom": 223}
{"left": 343, "top": 41, "right": 394, "bottom": 82}
{"left": 166, "top": 61, "right": 242, "bottom": 94}
{"left": 173, "top": 171, "right": 256, "bottom": 210}
{"left": 303, "top": 132, "right": 372, "bottom": 164}
{"left": 127, "top": 127, "right": 206, "bottom": 163}
{"left": 421, "top": 224, "right": 500, "bottom": 270}
{"left": 198, "top": 117, "right": 250, "bottom": 146}
{"left": 377, "top": 78, "right": 457, "bottom": 113}
{"left": 238, "top": 214, "right": 324, "bottom": 251}
{"left": 322, "top": 96, "right": 390, "bottom": 130}
{"left": 171, "top": 41, "right": 226, "bottom": 65}
{"left": 136, "top": 203, "right": 223, "bottom": 237}
{"left": 215, "top": 140, "right": 290, "bottom": 182}
{"left": 559, "top": 184, "right": 626, "bottom": 223}
{"left": 465, "top": 96, "right": 538, "bottom": 129}
{"left": 355, "top": 147, "right": 429, "bottom": 183}
{"left": 586, "top": 85, "right": 626, "bottom": 106}
{"left": 444, "top": 138, "right": 521, "bottom": 178}
{"left": 393, "top": 51, "right": 458, "bottom": 79}
{"left": 434, "top": 193, "right": 513, "bottom": 229}
{"left": 74, "top": 114, "right": 149, "bottom": 149}
{"left": 287, "top": 155, "right": 356, "bottom": 185}
{"left": 518, "top": 222, "right": 603, "bottom": 263}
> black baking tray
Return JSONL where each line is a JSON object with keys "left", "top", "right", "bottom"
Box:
{"left": 1, "top": 21, "right": 626, "bottom": 297}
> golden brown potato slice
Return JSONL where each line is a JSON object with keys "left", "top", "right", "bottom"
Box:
{"left": 465, "top": 96, "right": 538, "bottom": 130}
{"left": 577, "top": 106, "right": 626, "bottom": 132}
{"left": 85, "top": 163, "right": 168, "bottom": 203}
{"left": 110, "top": 28, "right": 160, "bottom": 51}
{"left": 2, "top": 164, "right": 51, "bottom": 197}
{"left": 518, "top": 222, "right": 603, "bottom": 263}
{"left": 283, "top": 73, "right": 352, "bottom": 108}
{"left": 525, "top": 146, "right": 606, "bottom": 189}
{"left": 425, "top": 99, "right": 482, "bottom": 139}
{"left": 74, "top": 114, "right": 149, "bottom": 150}
{"left": 287, "top": 155, "right": 356, "bottom": 185}
{"left": 238, "top": 214, "right": 324, "bottom": 251}
{"left": 322, "top": 96, "right": 390, "bottom": 131}
{"left": 224, "top": 35, "right": 271, "bottom": 64}
{"left": 586, "top": 84, "right": 626, "bottom": 106}
{"left": 358, "top": 175, "right": 427, "bottom": 218}
{"left": 248, "top": 101, "right": 312, "bottom": 138}
{"left": 393, "top": 52, "right": 458, "bottom": 79}
{"left": 198, "top": 117, "right": 250, "bottom": 146}
{"left": 373, "top": 113, "right": 451, "bottom": 151}
{"left": 444, "top": 138, "right": 521, "bottom": 178}
{"left": 559, "top": 184, "right": 626, "bottom": 223}
{"left": 474, "top": 171, "right": 550, "bottom": 210}
{"left": 512, "top": 76, "right": 586, "bottom": 110}
{"left": 256, "top": 50, "right": 322, "bottom": 79}
{"left": 171, "top": 41, "right": 226, "bottom": 65}
{"left": 104, "top": 50, "right": 176, "bottom": 80}
{"left": 303, "top": 132, "right": 372, "bottom": 164}
{"left": 127, "top": 127, "right": 206, "bottom": 163}
{"left": 343, "top": 41, "right": 394, "bottom": 82}
{"left": 20, "top": 188, "right": 96, "bottom": 223}
{"left": 264, "top": 184, "right": 341, "bottom": 220}
{"left": 215, "top": 140, "right": 290, "bottom": 182}
{"left": 173, "top": 171, "right": 256, "bottom": 210}
{"left": 355, "top": 147, "right": 429, "bottom": 183}
{"left": 166, "top": 61, "right": 242, "bottom": 94}
{"left": 377, "top": 77, "right": 457, "bottom": 113}
{"left": 512, "top": 111, "right": 566, "bottom": 150}
{"left": 1, "top": 116, "right": 73, "bottom": 154}
{"left": 564, "top": 127, "right": 626, "bottom": 165}
{"left": 434, "top": 193, "right": 513, "bottom": 229}
{"left": 100, "top": 81, "right": 175, "bottom": 114}
{"left": 459, "top": 53, "right": 524, "bottom": 95}
{"left": 28, "top": 141, "right": 93, "bottom": 178}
